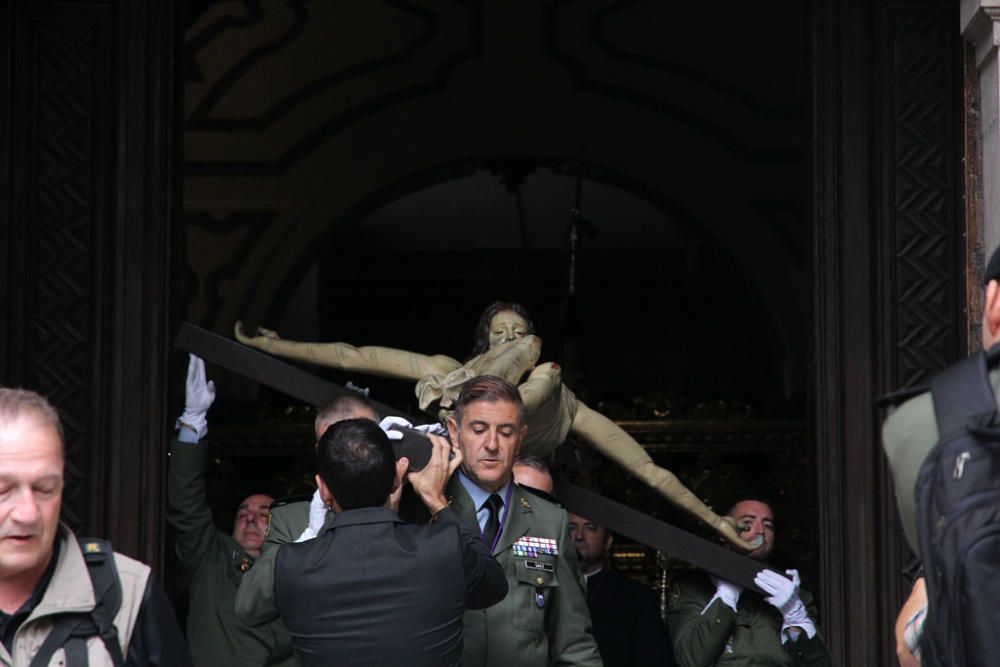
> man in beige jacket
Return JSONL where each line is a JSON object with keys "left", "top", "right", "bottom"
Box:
{"left": 0, "top": 387, "right": 190, "bottom": 666}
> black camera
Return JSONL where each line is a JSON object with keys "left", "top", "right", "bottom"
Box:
{"left": 387, "top": 425, "right": 453, "bottom": 472}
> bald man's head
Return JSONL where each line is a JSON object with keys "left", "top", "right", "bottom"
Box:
{"left": 314, "top": 395, "right": 379, "bottom": 439}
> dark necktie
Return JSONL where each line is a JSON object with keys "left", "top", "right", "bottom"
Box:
{"left": 482, "top": 493, "right": 503, "bottom": 549}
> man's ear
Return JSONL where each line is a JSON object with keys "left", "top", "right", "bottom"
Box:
{"left": 316, "top": 474, "right": 333, "bottom": 507}
{"left": 393, "top": 457, "right": 409, "bottom": 493}
{"left": 985, "top": 280, "right": 1000, "bottom": 348}
{"left": 447, "top": 416, "right": 459, "bottom": 441}
{"left": 604, "top": 532, "right": 614, "bottom": 553}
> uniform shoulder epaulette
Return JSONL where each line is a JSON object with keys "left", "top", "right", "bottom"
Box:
{"left": 269, "top": 493, "right": 312, "bottom": 509}
{"left": 518, "top": 484, "right": 563, "bottom": 507}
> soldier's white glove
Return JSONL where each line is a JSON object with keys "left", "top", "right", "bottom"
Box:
{"left": 378, "top": 416, "right": 448, "bottom": 439}
{"left": 177, "top": 354, "right": 215, "bottom": 439}
{"left": 413, "top": 422, "right": 448, "bottom": 436}
{"left": 379, "top": 416, "right": 409, "bottom": 440}
{"left": 755, "top": 568, "right": 816, "bottom": 639}
{"left": 295, "top": 489, "right": 328, "bottom": 542}
{"left": 709, "top": 576, "right": 742, "bottom": 612}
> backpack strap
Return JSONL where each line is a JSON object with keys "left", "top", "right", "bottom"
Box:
{"left": 79, "top": 539, "right": 124, "bottom": 667}
{"left": 930, "top": 350, "right": 997, "bottom": 436}
{"left": 28, "top": 539, "right": 125, "bottom": 667}
{"left": 28, "top": 615, "right": 89, "bottom": 667}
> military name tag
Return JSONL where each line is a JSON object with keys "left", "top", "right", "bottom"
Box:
{"left": 525, "top": 559, "right": 554, "bottom": 572}
{"left": 513, "top": 536, "right": 559, "bottom": 557}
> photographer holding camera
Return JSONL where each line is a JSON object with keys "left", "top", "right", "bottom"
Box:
{"left": 235, "top": 418, "right": 507, "bottom": 667}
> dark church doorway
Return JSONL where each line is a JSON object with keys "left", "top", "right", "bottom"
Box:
{"left": 178, "top": 0, "right": 815, "bottom": 633}
{"left": 200, "top": 159, "right": 814, "bottom": 586}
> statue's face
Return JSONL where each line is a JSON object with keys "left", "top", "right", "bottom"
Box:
{"left": 488, "top": 311, "right": 530, "bottom": 350}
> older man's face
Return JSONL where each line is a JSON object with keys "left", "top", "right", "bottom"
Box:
{"left": 233, "top": 494, "right": 273, "bottom": 555}
{"left": 448, "top": 399, "right": 525, "bottom": 492}
{"left": 0, "top": 417, "right": 63, "bottom": 583}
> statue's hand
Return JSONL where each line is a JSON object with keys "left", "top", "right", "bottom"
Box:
{"left": 477, "top": 335, "right": 542, "bottom": 383}
{"left": 234, "top": 321, "right": 281, "bottom": 348}
{"left": 719, "top": 516, "right": 758, "bottom": 551}
{"left": 256, "top": 326, "right": 281, "bottom": 340}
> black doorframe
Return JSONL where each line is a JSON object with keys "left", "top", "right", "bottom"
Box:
{"left": 0, "top": 0, "right": 179, "bottom": 573}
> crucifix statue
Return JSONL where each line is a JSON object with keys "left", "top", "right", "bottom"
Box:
{"left": 235, "top": 301, "right": 752, "bottom": 550}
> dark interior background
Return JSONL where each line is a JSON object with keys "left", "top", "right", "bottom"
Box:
{"left": 178, "top": 0, "right": 812, "bottom": 591}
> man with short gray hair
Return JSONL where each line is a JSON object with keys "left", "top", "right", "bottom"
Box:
{"left": 445, "top": 375, "right": 601, "bottom": 667}
{"left": 0, "top": 387, "right": 189, "bottom": 665}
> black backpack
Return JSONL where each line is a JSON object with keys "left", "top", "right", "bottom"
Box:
{"left": 916, "top": 349, "right": 1000, "bottom": 667}
{"left": 28, "top": 538, "right": 125, "bottom": 667}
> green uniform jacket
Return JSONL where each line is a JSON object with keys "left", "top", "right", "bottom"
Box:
{"left": 166, "top": 437, "right": 295, "bottom": 667}
{"left": 262, "top": 498, "right": 334, "bottom": 555}
{"left": 448, "top": 478, "right": 602, "bottom": 667}
{"left": 666, "top": 572, "right": 831, "bottom": 667}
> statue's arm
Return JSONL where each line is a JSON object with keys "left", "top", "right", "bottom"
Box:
{"left": 570, "top": 403, "right": 749, "bottom": 549}
{"left": 234, "top": 321, "right": 462, "bottom": 381}
{"left": 518, "top": 362, "right": 562, "bottom": 415}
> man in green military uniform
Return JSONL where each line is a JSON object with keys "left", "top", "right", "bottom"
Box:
{"left": 444, "top": 375, "right": 602, "bottom": 667}
{"left": 666, "top": 499, "right": 831, "bottom": 667}
{"left": 168, "top": 355, "right": 294, "bottom": 666}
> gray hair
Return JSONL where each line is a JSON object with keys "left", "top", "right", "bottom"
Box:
{"left": 0, "top": 387, "right": 63, "bottom": 442}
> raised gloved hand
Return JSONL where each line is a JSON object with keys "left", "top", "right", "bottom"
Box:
{"left": 295, "top": 489, "right": 328, "bottom": 542}
{"left": 710, "top": 576, "right": 743, "bottom": 612}
{"left": 755, "top": 568, "right": 815, "bottom": 638}
{"left": 177, "top": 354, "right": 215, "bottom": 439}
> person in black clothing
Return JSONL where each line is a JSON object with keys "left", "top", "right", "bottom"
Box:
{"left": 568, "top": 511, "right": 677, "bottom": 667}
{"left": 236, "top": 418, "right": 507, "bottom": 667}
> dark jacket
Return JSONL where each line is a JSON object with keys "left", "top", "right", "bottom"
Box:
{"left": 586, "top": 567, "right": 676, "bottom": 667}
{"left": 237, "top": 506, "right": 506, "bottom": 667}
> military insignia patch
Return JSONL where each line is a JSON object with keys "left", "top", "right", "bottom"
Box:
{"left": 666, "top": 581, "right": 681, "bottom": 608}
{"left": 512, "top": 536, "right": 558, "bottom": 557}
